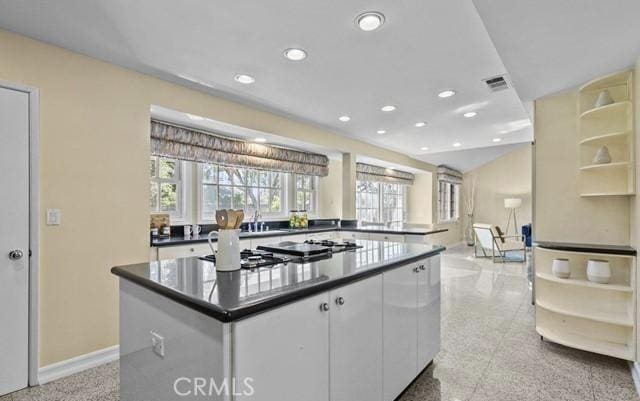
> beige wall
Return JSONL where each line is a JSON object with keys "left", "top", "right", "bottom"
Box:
{"left": 534, "top": 89, "right": 630, "bottom": 245}
{"left": 407, "top": 172, "right": 433, "bottom": 224}
{"left": 317, "top": 158, "right": 343, "bottom": 218}
{"left": 0, "top": 29, "right": 437, "bottom": 367}
{"left": 462, "top": 145, "right": 532, "bottom": 236}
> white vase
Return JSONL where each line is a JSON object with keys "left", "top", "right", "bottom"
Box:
{"left": 551, "top": 258, "right": 570, "bottom": 279}
{"left": 595, "top": 90, "right": 614, "bottom": 108}
{"left": 587, "top": 259, "right": 611, "bottom": 284}
{"left": 592, "top": 146, "right": 612, "bottom": 165}
{"left": 216, "top": 229, "right": 241, "bottom": 271}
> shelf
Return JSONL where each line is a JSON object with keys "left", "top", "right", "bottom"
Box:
{"left": 536, "top": 325, "right": 633, "bottom": 360}
{"left": 579, "top": 70, "right": 632, "bottom": 93}
{"left": 580, "top": 191, "right": 634, "bottom": 197}
{"left": 580, "top": 161, "right": 629, "bottom": 171}
{"left": 579, "top": 101, "right": 630, "bottom": 120}
{"left": 536, "top": 298, "right": 633, "bottom": 327}
{"left": 579, "top": 131, "right": 630, "bottom": 145}
{"left": 536, "top": 272, "right": 633, "bottom": 292}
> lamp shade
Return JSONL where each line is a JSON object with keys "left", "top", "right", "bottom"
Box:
{"left": 504, "top": 198, "right": 522, "bottom": 209}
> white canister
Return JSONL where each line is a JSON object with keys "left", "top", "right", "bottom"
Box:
{"left": 587, "top": 259, "right": 611, "bottom": 284}
{"left": 551, "top": 258, "right": 571, "bottom": 279}
{"left": 216, "top": 229, "right": 241, "bottom": 272}
{"left": 595, "top": 89, "right": 614, "bottom": 108}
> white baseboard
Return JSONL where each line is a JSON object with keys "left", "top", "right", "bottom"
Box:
{"left": 630, "top": 362, "right": 640, "bottom": 398}
{"left": 38, "top": 345, "right": 119, "bottom": 385}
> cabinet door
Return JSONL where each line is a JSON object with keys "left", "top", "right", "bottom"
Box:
{"left": 234, "top": 292, "right": 330, "bottom": 401}
{"left": 417, "top": 255, "right": 441, "bottom": 371}
{"left": 330, "top": 276, "right": 383, "bottom": 401}
{"left": 383, "top": 264, "right": 418, "bottom": 401}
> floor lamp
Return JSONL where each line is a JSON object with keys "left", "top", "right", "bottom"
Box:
{"left": 504, "top": 198, "right": 522, "bottom": 236}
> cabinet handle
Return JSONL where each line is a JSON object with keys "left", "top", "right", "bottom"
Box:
{"left": 419, "top": 265, "right": 426, "bottom": 271}
{"left": 335, "top": 297, "right": 345, "bottom": 306}
{"left": 190, "top": 248, "right": 195, "bottom": 252}
{"left": 320, "top": 302, "right": 330, "bottom": 312}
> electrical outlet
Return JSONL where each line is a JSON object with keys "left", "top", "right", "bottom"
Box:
{"left": 150, "top": 331, "right": 165, "bottom": 358}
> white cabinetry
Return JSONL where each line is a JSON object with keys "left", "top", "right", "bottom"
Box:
{"left": 156, "top": 243, "right": 214, "bottom": 261}
{"left": 369, "top": 233, "right": 405, "bottom": 243}
{"left": 338, "top": 231, "right": 370, "bottom": 241}
{"left": 330, "top": 276, "right": 383, "bottom": 401}
{"left": 418, "top": 255, "right": 441, "bottom": 370}
{"left": 249, "top": 236, "right": 282, "bottom": 248}
{"left": 383, "top": 257, "right": 440, "bottom": 400}
{"left": 234, "top": 292, "right": 330, "bottom": 401}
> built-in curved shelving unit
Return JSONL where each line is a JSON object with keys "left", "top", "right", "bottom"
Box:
{"left": 534, "top": 245, "right": 636, "bottom": 360}
{"left": 577, "top": 69, "right": 634, "bottom": 197}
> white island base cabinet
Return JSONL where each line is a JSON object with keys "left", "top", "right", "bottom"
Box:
{"left": 119, "top": 255, "right": 440, "bottom": 401}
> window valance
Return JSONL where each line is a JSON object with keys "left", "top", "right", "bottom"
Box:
{"left": 150, "top": 120, "right": 329, "bottom": 177}
{"left": 437, "top": 165, "right": 463, "bottom": 184}
{"left": 356, "top": 163, "right": 414, "bottom": 185}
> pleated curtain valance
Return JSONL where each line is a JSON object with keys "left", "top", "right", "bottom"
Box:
{"left": 437, "top": 165, "right": 463, "bottom": 184}
{"left": 356, "top": 163, "right": 415, "bottom": 185}
{"left": 150, "top": 120, "right": 329, "bottom": 176}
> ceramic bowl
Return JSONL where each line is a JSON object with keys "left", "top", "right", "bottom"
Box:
{"left": 587, "top": 259, "right": 611, "bottom": 284}
{"left": 551, "top": 258, "right": 571, "bottom": 279}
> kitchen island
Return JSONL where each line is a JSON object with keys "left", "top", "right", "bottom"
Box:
{"left": 112, "top": 239, "right": 445, "bottom": 401}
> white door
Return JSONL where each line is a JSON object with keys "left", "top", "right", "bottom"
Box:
{"left": 382, "top": 264, "right": 418, "bottom": 401}
{"left": 234, "top": 292, "right": 330, "bottom": 401}
{"left": 417, "top": 255, "right": 441, "bottom": 371}
{"left": 330, "top": 276, "right": 383, "bottom": 401}
{"left": 0, "top": 86, "right": 30, "bottom": 395}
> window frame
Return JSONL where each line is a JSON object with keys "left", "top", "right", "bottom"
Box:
{"left": 292, "top": 173, "right": 319, "bottom": 216}
{"left": 437, "top": 180, "right": 460, "bottom": 223}
{"left": 355, "top": 180, "right": 407, "bottom": 225}
{"left": 196, "top": 163, "right": 289, "bottom": 223}
{"left": 149, "top": 156, "right": 190, "bottom": 224}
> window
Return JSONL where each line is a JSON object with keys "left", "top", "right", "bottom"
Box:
{"left": 438, "top": 180, "right": 459, "bottom": 222}
{"left": 356, "top": 180, "right": 406, "bottom": 225}
{"left": 199, "top": 164, "right": 285, "bottom": 221}
{"left": 294, "top": 174, "right": 317, "bottom": 213}
{"left": 150, "top": 156, "right": 186, "bottom": 221}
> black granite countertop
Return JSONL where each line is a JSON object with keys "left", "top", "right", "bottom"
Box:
{"left": 151, "top": 226, "right": 448, "bottom": 247}
{"left": 535, "top": 241, "right": 636, "bottom": 256}
{"left": 113, "top": 240, "right": 446, "bottom": 322}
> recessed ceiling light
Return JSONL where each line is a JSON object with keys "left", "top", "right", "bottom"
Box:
{"left": 377, "top": 130, "right": 386, "bottom": 134}
{"left": 234, "top": 74, "right": 255, "bottom": 84}
{"left": 420, "top": 146, "right": 429, "bottom": 151}
{"left": 414, "top": 122, "right": 427, "bottom": 128}
{"left": 255, "top": 138, "right": 267, "bottom": 143}
{"left": 438, "top": 90, "right": 456, "bottom": 98}
{"left": 500, "top": 130, "right": 509, "bottom": 134}
{"left": 463, "top": 111, "right": 478, "bottom": 118}
{"left": 283, "top": 48, "right": 307, "bottom": 61}
{"left": 381, "top": 105, "right": 396, "bottom": 112}
{"left": 492, "top": 138, "right": 502, "bottom": 143}
{"left": 356, "top": 11, "right": 385, "bottom": 32}
{"left": 453, "top": 142, "right": 462, "bottom": 147}
{"left": 338, "top": 115, "right": 351, "bottom": 122}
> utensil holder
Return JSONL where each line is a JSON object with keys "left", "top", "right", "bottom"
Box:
{"left": 216, "top": 229, "right": 241, "bottom": 272}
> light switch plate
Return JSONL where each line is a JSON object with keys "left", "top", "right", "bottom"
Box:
{"left": 150, "top": 331, "right": 165, "bottom": 358}
{"left": 46, "top": 209, "right": 61, "bottom": 225}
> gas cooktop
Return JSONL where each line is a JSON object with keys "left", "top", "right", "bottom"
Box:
{"left": 200, "top": 249, "right": 292, "bottom": 269}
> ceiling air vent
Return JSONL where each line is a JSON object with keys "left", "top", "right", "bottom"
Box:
{"left": 483, "top": 75, "right": 509, "bottom": 92}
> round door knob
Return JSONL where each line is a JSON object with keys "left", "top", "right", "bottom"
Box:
{"left": 8, "top": 249, "right": 24, "bottom": 260}
{"left": 419, "top": 265, "right": 426, "bottom": 271}
{"left": 320, "top": 302, "right": 330, "bottom": 312}
{"left": 335, "top": 297, "right": 345, "bottom": 305}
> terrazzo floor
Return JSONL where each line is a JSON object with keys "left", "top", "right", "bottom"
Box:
{"left": 2, "top": 244, "right": 638, "bottom": 401}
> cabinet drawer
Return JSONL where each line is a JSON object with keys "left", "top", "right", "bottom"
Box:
{"left": 157, "top": 243, "right": 213, "bottom": 260}
{"left": 306, "top": 231, "right": 336, "bottom": 241}
{"left": 339, "top": 231, "right": 370, "bottom": 240}
{"left": 369, "top": 233, "right": 405, "bottom": 243}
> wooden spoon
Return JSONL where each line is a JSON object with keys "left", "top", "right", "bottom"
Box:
{"left": 216, "top": 210, "right": 229, "bottom": 230}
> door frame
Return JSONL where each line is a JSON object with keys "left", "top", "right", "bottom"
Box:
{"left": 0, "top": 80, "right": 40, "bottom": 387}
